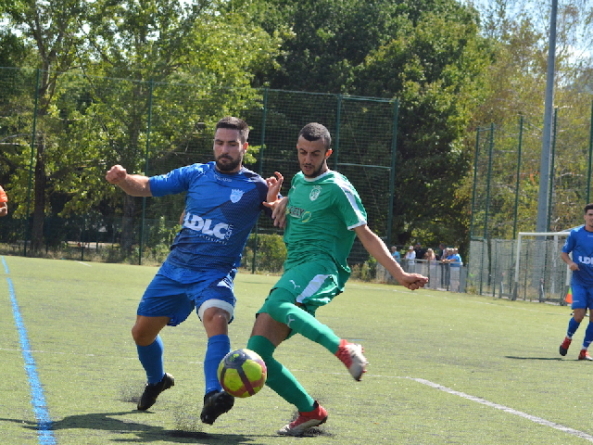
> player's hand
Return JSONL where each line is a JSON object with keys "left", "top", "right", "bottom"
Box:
{"left": 399, "top": 273, "right": 428, "bottom": 290}
{"left": 265, "top": 171, "right": 284, "bottom": 203}
{"left": 106, "top": 165, "right": 127, "bottom": 184}
{"left": 569, "top": 262, "right": 580, "bottom": 271}
{"left": 264, "top": 196, "right": 288, "bottom": 228}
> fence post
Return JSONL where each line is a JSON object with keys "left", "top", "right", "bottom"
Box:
{"left": 587, "top": 101, "right": 593, "bottom": 203}
{"left": 24, "top": 68, "right": 41, "bottom": 257}
{"left": 139, "top": 78, "right": 154, "bottom": 266}
{"left": 484, "top": 123, "right": 494, "bottom": 241}
{"left": 386, "top": 99, "right": 399, "bottom": 248}
{"left": 512, "top": 115, "right": 524, "bottom": 239}
{"left": 251, "top": 88, "right": 269, "bottom": 274}
{"left": 469, "top": 127, "right": 481, "bottom": 240}
{"left": 547, "top": 107, "right": 558, "bottom": 231}
{"left": 333, "top": 94, "right": 342, "bottom": 170}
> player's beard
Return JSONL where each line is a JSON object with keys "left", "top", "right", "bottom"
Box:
{"left": 301, "top": 162, "right": 327, "bottom": 178}
{"left": 216, "top": 154, "right": 242, "bottom": 173}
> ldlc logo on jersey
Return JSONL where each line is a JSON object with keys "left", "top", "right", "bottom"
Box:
{"left": 578, "top": 256, "right": 593, "bottom": 265}
{"left": 230, "top": 189, "right": 244, "bottom": 203}
{"left": 183, "top": 212, "right": 233, "bottom": 241}
{"left": 309, "top": 185, "right": 322, "bottom": 201}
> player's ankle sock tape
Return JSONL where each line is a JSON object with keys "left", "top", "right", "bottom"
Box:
{"left": 248, "top": 335, "right": 315, "bottom": 412}
{"left": 204, "top": 334, "right": 230, "bottom": 394}
{"left": 137, "top": 335, "right": 165, "bottom": 384}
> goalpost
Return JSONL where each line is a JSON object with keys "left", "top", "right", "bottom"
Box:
{"left": 512, "top": 231, "right": 571, "bottom": 302}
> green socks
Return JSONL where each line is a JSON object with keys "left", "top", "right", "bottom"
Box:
{"left": 247, "top": 335, "right": 315, "bottom": 412}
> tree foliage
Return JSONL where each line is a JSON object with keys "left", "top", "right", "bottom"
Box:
{"left": 463, "top": 0, "right": 593, "bottom": 237}
{"left": 1, "top": 0, "right": 280, "bottom": 251}
{"left": 250, "top": 0, "right": 491, "bottom": 250}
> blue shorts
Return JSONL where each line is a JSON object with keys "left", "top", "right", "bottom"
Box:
{"left": 137, "top": 269, "right": 236, "bottom": 326}
{"left": 570, "top": 282, "right": 593, "bottom": 310}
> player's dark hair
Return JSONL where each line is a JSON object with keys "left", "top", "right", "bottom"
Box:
{"left": 585, "top": 203, "right": 593, "bottom": 213}
{"left": 216, "top": 116, "right": 249, "bottom": 143}
{"left": 298, "top": 122, "right": 331, "bottom": 150}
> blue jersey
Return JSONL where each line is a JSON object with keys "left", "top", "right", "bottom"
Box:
{"left": 562, "top": 225, "right": 593, "bottom": 286}
{"left": 149, "top": 162, "right": 268, "bottom": 280}
{"left": 449, "top": 254, "right": 462, "bottom": 267}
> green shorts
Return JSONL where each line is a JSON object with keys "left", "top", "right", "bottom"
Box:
{"left": 258, "top": 259, "right": 343, "bottom": 316}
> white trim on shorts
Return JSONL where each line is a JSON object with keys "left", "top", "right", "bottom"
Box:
{"left": 296, "top": 274, "right": 331, "bottom": 304}
{"left": 197, "top": 299, "right": 235, "bottom": 321}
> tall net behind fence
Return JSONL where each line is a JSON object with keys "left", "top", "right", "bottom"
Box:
{"left": 0, "top": 68, "right": 397, "bottom": 274}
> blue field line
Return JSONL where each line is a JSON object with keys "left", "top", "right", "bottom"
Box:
{"left": 2, "top": 257, "right": 56, "bottom": 445}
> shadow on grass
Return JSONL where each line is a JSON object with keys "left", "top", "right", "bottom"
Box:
{"left": 504, "top": 356, "right": 564, "bottom": 361}
{"left": 0, "top": 411, "right": 269, "bottom": 444}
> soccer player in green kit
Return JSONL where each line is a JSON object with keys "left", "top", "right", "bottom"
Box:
{"left": 245, "top": 122, "right": 429, "bottom": 436}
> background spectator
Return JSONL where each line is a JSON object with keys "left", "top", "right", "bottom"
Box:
{"left": 0, "top": 185, "right": 8, "bottom": 217}
{"left": 404, "top": 245, "right": 416, "bottom": 272}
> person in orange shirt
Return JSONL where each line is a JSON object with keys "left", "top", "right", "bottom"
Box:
{"left": 0, "top": 185, "right": 8, "bottom": 217}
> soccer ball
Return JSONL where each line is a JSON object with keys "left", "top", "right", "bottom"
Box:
{"left": 217, "top": 348, "right": 267, "bottom": 398}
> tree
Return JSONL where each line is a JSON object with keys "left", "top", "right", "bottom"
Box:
{"left": 252, "top": 0, "right": 491, "bottom": 250}
{"left": 2, "top": 0, "right": 89, "bottom": 251}
{"left": 75, "top": 0, "right": 280, "bottom": 250}
{"left": 463, "top": 0, "right": 593, "bottom": 237}
{"left": 1, "top": 0, "right": 281, "bottom": 252}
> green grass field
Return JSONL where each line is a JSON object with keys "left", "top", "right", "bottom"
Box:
{"left": 2, "top": 255, "right": 593, "bottom": 444}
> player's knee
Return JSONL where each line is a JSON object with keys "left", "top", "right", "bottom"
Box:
{"left": 202, "top": 307, "right": 230, "bottom": 324}
{"left": 574, "top": 310, "right": 587, "bottom": 323}
{"left": 131, "top": 325, "right": 155, "bottom": 346}
{"left": 266, "top": 301, "right": 293, "bottom": 324}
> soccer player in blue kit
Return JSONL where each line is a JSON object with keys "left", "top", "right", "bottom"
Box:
{"left": 559, "top": 203, "right": 593, "bottom": 361}
{"left": 105, "top": 117, "right": 280, "bottom": 424}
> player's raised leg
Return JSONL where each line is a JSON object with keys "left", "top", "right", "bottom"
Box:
{"left": 264, "top": 286, "right": 368, "bottom": 381}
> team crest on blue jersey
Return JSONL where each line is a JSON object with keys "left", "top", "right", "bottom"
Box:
{"left": 230, "top": 189, "right": 244, "bottom": 203}
{"left": 309, "top": 185, "right": 322, "bottom": 201}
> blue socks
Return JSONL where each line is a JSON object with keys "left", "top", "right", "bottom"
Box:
{"left": 567, "top": 317, "right": 581, "bottom": 338}
{"left": 137, "top": 334, "right": 231, "bottom": 394}
{"left": 137, "top": 336, "right": 165, "bottom": 384}
{"left": 204, "top": 334, "right": 231, "bottom": 394}
{"left": 583, "top": 322, "right": 593, "bottom": 349}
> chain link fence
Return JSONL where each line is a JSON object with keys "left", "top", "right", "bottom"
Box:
{"left": 467, "top": 236, "right": 570, "bottom": 304}
{"left": 468, "top": 105, "right": 592, "bottom": 302}
{"left": 0, "top": 68, "right": 398, "bottom": 276}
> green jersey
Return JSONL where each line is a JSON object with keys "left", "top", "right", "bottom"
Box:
{"left": 284, "top": 170, "right": 367, "bottom": 285}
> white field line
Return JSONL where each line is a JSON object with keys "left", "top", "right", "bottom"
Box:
{"left": 76, "top": 261, "right": 92, "bottom": 267}
{"left": 407, "top": 377, "right": 593, "bottom": 442}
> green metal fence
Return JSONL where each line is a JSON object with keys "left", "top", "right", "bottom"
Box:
{"left": 0, "top": 68, "right": 398, "bottom": 273}
{"left": 468, "top": 105, "right": 593, "bottom": 300}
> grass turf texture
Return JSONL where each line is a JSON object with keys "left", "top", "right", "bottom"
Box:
{"left": 1, "top": 256, "right": 592, "bottom": 444}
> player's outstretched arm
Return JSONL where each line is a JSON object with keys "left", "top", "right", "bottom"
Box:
{"left": 354, "top": 225, "right": 428, "bottom": 290}
{"left": 105, "top": 165, "right": 152, "bottom": 197}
